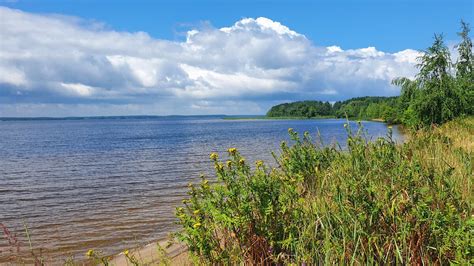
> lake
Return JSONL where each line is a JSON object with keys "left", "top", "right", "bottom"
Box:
{"left": 0, "top": 117, "right": 402, "bottom": 263}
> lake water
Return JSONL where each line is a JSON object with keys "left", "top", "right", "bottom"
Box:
{"left": 0, "top": 117, "right": 402, "bottom": 263}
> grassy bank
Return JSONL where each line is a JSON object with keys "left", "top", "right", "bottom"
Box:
{"left": 176, "top": 117, "right": 473, "bottom": 265}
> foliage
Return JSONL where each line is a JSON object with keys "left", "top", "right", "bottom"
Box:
{"left": 333, "top": 96, "right": 399, "bottom": 122}
{"left": 175, "top": 119, "right": 474, "bottom": 264}
{"left": 266, "top": 97, "right": 400, "bottom": 122}
{"left": 266, "top": 100, "right": 333, "bottom": 118}
{"left": 455, "top": 20, "right": 474, "bottom": 115}
{"left": 394, "top": 22, "right": 473, "bottom": 127}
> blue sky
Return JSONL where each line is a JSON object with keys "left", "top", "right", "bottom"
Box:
{"left": 4, "top": 0, "right": 473, "bottom": 51}
{"left": 0, "top": 0, "right": 472, "bottom": 116}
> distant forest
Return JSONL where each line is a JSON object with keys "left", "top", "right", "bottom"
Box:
{"left": 266, "top": 97, "right": 400, "bottom": 123}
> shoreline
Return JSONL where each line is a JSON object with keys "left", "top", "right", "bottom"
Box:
{"left": 222, "top": 116, "right": 393, "bottom": 122}
{"left": 110, "top": 238, "right": 188, "bottom": 265}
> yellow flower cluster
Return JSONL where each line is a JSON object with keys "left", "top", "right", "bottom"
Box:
{"left": 228, "top": 147, "right": 237, "bottom": 154}
{"left": 226, "top": 160, "right": 232, "bottom": 167}
{"left": 209, "top": 152, "right": 218, "bottom": 160}
{"left": 124, "top": 250, "right": 129, "bottom": 256}
{"left": 86, "top": 249, "right": 94, "bottom": 257}
{"left": 193, "top": 222, "right": 201, "bottom": 229}
{"left": 255, "top": 160, "right": 264, "bottom": 168}
{"left": 239, "top": 159, "right": 245, "bottom": 165}
{"left": 215, "top": 163, "right": 224, "bottom": 171}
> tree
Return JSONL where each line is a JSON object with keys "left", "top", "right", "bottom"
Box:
{"left": 393, "top": 27, "right": 469, "bottom": 128}
{"left": 455, "top": 20, "right": 474, "bottom": 114}
{"left": 392, "top": 77, "right": 421, "bottom": 126}
{"left": 414, "top": 34, "right": 461, "bottom": 125}
{"left": 455, "top": 20, "right": 473, "bottom": 79}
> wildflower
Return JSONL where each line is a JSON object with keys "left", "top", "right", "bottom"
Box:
{"left": 182, "top": 199, "right": 187, "bottom": 204}
{"left": 193, "top": 209, "right": 200, "bottom": 215}
{"left": 256, "top": 160, "right": 264, "bottom": 168}
{"left": 239, "top": 158, "right": 245, "bottom": 165}
{"left": 202, "top": 179, "right": 208, "bottom": 185}
{"left": 176, "top": 207, "right": 184, "bottom": 212}
{"left": 388, "top": 125, "right": 393, "bottom": 129}
{"left": 288, "top": 128, "right": 294, "bottom": 133}
{"left": 209, "top": 152, "right": 218, "bottom": 160}
{"left": 193, "top": 222, "right": 201, "bottom": 229}
{"left": 124, "top": 249, "right": 129, "bottom": 256}
{"left": 226, "top": 160, "right": 232, "bottom": 168}
{"left": 215, "top": 163, "right": 224, "bottom": 171}
{"left": 228, "top": 147, "right": 237, "bottom": 154}
{"left": 86, "top": 249, "right": 94, "bottom": 257}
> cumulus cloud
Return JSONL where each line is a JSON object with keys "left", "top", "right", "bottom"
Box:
{"left": 0, "top": 7, "right": 420, "bottom": 116}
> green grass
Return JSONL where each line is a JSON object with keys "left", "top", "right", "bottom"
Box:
{"left": 176, "top": 117, "right": 474, "bottom": 264}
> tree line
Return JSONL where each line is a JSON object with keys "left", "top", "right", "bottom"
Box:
{"left": 266, "top": 97, "right": 400, "bottom": 122}
{"left": 267, "top": 21, "right": 473, "bottom": 128}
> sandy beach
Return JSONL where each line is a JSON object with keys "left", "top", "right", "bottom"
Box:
{"left": 110, "top": 239, "right": 189, "bottom": 265}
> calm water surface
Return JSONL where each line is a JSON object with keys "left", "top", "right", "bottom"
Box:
{"left": 0, "top": 117, "right": 402, "bottom": 263}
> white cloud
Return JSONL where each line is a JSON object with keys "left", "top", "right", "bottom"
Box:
{"left": 220, "top": 17, "right": 301, "bottom": 38}
{"left": 60, "top": 82, "right": 95, "bottom": 97}
{"left": 0, "top": 7, "right": 421, "bottom": 116}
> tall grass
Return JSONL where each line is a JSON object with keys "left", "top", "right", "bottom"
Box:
{"left": 175, "top": 118, "right": 473, "bottom": 264}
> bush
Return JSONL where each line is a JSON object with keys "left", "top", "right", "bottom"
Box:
{"left": 175, "top": 123, "right": 473, "bottom": 264}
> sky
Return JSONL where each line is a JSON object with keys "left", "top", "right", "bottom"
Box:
{"left": 0, "top": 0, "right": 472, "bottom": 117}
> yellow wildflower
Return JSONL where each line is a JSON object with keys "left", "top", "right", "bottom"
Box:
{"left": 256, "top": 160, "right": 264, "bottom": 167}
{"left": 215, "top": 163, "right": 224, "bottom": 171}
{"left": 226, "top": 160, "right": 232, "bottom": 167}
{"left": 202, "top": 179, "right": 208, "bottom": 185}
{"left": 288, "top": 128, "right": 294, "bottom": 133}
{"left": 388, "top": 125, "right": 393, "bottom": 129}
{"left": 228, "top": 147, "right": 237, "bottom": 154}
{"left": 86, "top": 249, "right": 94, "bottom": 257}
{"left": 193, "top": 222, "right": 201, "bottom": 229}
{"left": 239, "top": 159, "right": 245, "bottom": 165}
{"left": 193, "top": 209, "right": 200, "bottom": 215}
{"left": 209, "top": 152, "right": 218, "bottom": 160}
{"left": 124, "top": 249, "right": 129, "bottom": 256}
